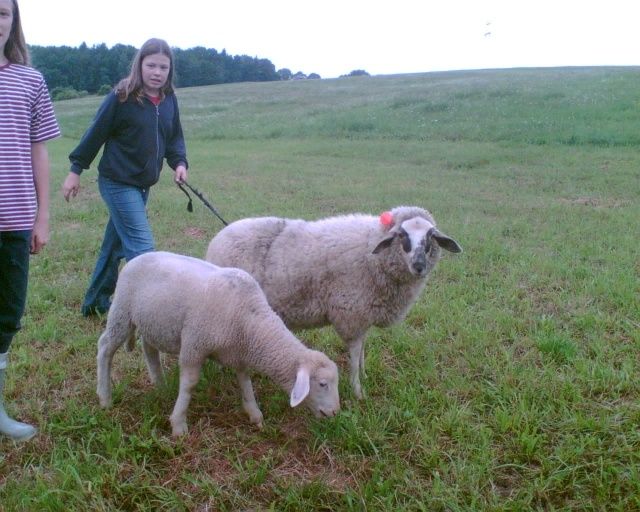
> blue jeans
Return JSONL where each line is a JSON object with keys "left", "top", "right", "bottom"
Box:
{"left": 0, "top": 230, "right": 31, "bottom": 352}
{"left": 82, "top": 176, "right": 154, "bottom": 316}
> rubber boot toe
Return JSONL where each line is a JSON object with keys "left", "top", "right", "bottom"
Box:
{"left": 0, "top": 412, "right": 37, "bottom": 442}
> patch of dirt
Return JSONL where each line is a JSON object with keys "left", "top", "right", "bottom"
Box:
{"left": 184, "top": 226, "right": 208, "bottom": 239}
{"left": 560, "top": 197, "right": 630, "bottom": 208}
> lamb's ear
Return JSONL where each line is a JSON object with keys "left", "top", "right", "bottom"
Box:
{"left": 433, "top": 230, "right": 463, "bottom": 253}
{"left": 372, "top": 234, "right": 396, "bottom": 254}
{"left": 290, "top": 367, "right": 311, "bottom": 407}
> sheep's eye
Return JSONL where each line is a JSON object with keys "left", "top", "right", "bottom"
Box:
{"left": 398, "top": 230, "right": 411, "bottom": 253}
{"left": 319, "top": 381, "right": 328, "bottom": 388}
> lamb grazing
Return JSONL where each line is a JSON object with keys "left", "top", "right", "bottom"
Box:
{"left": 205, "top": 206, "right": 462, "bottom": 400}
{"left": 96, "top": 251, "right": 340, "bottom": 437}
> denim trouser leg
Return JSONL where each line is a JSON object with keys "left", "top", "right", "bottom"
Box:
{"left": 0, "top": 231, "right": 31, "bottom": 353}
{"left": 82, "top": 176, "right": 154, "bottom": 316}
{"left": 81, "top": 219, "right": 124, "bottom": 315}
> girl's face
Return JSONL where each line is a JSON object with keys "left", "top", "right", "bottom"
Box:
{"left": 141, "top": 52, "right": 171, "bottom": 96}
{"left": 0, "top": 0, "right": 13, "bottom": 59}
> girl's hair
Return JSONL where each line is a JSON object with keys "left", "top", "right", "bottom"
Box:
{"left": 4, "top": 0, "right": 30, "bottom": 65}
{"left": 115, "top": 38, "right": 175, "bottom": 103}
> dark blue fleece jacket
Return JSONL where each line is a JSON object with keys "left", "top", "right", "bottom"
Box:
{"left": 69, "top": 91, "right": 188, "bottom": 188}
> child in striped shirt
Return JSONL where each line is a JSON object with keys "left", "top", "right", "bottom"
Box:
{"left": 0, "top": 0, "right": 60, "bottom": 441}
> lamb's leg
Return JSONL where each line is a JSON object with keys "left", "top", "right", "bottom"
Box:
{"left": 347, "top": 334, "right": 367, "bottom": 400}
{"left": 169, "top": 362, "right": 201, "bottom": 436}
{"left": 96, "top": 325, "right": 131, "bottom": 407}
{"left": 142, "top": 341, "right": 164, "bottom": 385}
{"left": 237, "top": 370, "right": 264, "bottom": 428}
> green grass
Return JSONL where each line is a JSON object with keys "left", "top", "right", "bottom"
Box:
{"left": 1, "top": 67, "right": 639, "bottom": 511}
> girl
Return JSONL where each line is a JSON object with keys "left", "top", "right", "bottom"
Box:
{"left": 62, "top": 38, "right": 188, "bottom": 317}
{"left": 0, "top": 0, "right": 60, "bottom": 441}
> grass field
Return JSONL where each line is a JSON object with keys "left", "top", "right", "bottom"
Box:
{"left": 1, "top": 67, "right": 639, "bottom": 511}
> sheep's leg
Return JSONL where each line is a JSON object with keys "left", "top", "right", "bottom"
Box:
{"left": 347, "top": 335, "right": 367, "bottom": 400}
{"left": 237, "top": 370, "right": 264, "bottom": 428}
{"left": 142, "top": 341, "right": 164, "bottom": 386}
{"left": 169, "top": 362, "right": 201, "bottom": 436}
{"left": 96, "top": 326, "right": 130, "bottom": 407}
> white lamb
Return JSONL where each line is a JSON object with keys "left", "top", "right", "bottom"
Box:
{"left": 205, "top": 206, "right": 462, "bottom": 399}
{"left": 96, "top": 251, "right": 340, "bottom": 437}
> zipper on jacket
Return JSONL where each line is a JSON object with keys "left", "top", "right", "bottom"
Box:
{"left": 154, "top": 104, "right": 160, "bottom": 179}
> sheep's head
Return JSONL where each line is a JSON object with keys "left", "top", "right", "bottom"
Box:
{"left": 372, "top": 208, "right": 462, "bottom": 277}
{"left": 290, "top": 354, "right": 340, "bottom": 418}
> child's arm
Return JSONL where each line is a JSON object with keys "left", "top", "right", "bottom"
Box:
{"left": 31, "top": 142, "right": 51, "bottom": 254}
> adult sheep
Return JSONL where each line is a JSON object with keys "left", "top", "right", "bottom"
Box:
{"left": 205, "top": 206, "right": 462, "bottom": 399}
{"left": 96, "top": 251, "right": 340, "bottom": 436}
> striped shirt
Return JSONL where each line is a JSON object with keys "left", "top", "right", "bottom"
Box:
{"left": 0, "top": 63, "right": 61, "bottom": 231}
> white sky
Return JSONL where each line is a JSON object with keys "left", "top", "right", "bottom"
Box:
{"left": 21, "top": 0, "right": 639, "bottom": 79}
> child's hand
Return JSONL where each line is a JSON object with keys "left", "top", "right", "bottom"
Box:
{"left": 62, "top": 172, "right": 81, "bottom": 201}
{"left": 30, "top": 216, "right": 49, "bottom": 254}
{"left": 174, "top": 165, "right": 187, "bottom": 184}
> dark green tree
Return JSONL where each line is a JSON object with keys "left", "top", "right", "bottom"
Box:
{"left": 30, "top": 43, "right": 281, "bottom": 96}
{"left": 277, "top": 68, "right": 292, "bottom": 80}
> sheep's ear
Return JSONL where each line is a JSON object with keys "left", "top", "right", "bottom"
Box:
{"left": 290, "top": 367, "right": 311, "bottom": 407}
{"left": 433, "top": 231, "right": 463, "bottom": 253}
{"left": 372, "top": 234, "right": 396, "bottom": 254}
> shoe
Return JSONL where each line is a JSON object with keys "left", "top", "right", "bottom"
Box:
{"left": 81, "top": 304, "right": 110, "bottom": 317}
{"left": 0, "top": 353, "right": 37, "bottom": 442}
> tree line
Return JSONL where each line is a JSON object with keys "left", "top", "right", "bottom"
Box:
{"left": 29, "top": 43, "right": 323, "bottom": 101}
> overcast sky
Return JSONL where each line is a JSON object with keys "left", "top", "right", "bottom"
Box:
{"left": 20, "top": 0, "right": 639, "bottom": 79}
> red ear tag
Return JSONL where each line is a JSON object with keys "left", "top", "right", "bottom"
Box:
{"left": 379, "top": 211, "right": 394, "bottom": 228}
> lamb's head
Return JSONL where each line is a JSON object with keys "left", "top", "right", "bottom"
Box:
{"left": 372, "top": 206, "right": 463, "bottom": 278}
{"left": 289, "top": 351, "right": 340, "bottom": 419}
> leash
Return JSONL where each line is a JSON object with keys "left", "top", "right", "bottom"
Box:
{"left": 177, "top": 180, "right": 229, "bottom": 226}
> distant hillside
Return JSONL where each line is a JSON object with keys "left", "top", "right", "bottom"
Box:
{"left": 54, "top": 66, "right": 640, "bottom": 147}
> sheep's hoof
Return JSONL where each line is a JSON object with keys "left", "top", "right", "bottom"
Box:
{"left": 170, "top": 420, "right": 188, "bottom": 437}
{"left": 97, "top": 396, "right": 112, "bottom": 408}
{"left": 171, "top": 426, "right": 188, "bottom": 437}
{"left": 249, "top": 413, "right": 264, "bottom": 429}
{"left": 150, "top": 376, "right": 165, "bottom": 387}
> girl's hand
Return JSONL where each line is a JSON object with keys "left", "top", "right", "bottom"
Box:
{"left": 31, "top": 215, "right": 49, "bottom": 254}
{"left": 62, "top": 172, "right": 81, "bottom": 201}
{"left": 174, "top": 165, "right": 187, "bottom": 184}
